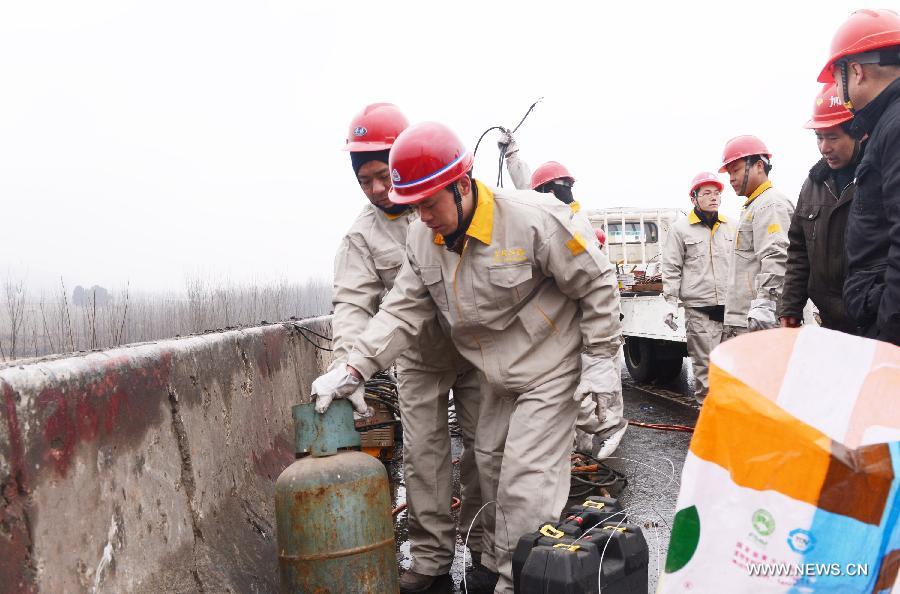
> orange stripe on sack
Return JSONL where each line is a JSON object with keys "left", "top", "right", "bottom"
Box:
{"left": 709, "top": 328, "right": 799, "bottom": 403}
{"left": 690, "top": 363, "right": 831, "bottom": 508}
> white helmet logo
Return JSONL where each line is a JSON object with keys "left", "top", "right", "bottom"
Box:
{"left": 391, "top": 169, "right": 401, "bottom": 182}
{"left": 353, "top": 126, "right": 367, "bottom": 137}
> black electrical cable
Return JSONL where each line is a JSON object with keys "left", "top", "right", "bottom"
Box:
{"left": 571, "top": 472, "right": 623, "bottom": 489}
{"left": 472, "top": 125, "right": 506, "bottom": 158}
{"left": 511, "top": 97, "right": 543, "bottom": 134}
{"left": 295, "top": 327, "right": 333, "bottom": 351}
{"left": 296, "top": 325, "right": 332, "bottom": 341}
{"left": 570, "top": 452, "right": 628, "bottom": 496}
{"left": 472, "top": 97, "right": 543, "bottom": 189}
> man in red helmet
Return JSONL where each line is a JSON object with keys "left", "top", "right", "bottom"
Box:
{"left": 818, "top": 9, "right": 900, "bottom": 344}
{"left": 326, "top": 104, "right": 485, "bottom": 592}
{"left": 313, "top": 121, "right": 622, "bottom": 594}
{"left": 499, "top": 130, "right": 577, "bottom": 205}
{"left": 779, "top": 84, "right": 863, "bottom": 333}
{"left": 719, "top": 135, "right": 794, "bottom": 340}
{"left": 661, "top": 172, "right": 733, "bottom": 403}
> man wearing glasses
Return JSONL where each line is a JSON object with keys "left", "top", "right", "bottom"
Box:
{"left": 662, "top": 172, "right": 734, "bottom": 403}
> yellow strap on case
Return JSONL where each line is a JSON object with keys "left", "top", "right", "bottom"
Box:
{"left": 539, "top": 525, "right": 565, "bottom": 539}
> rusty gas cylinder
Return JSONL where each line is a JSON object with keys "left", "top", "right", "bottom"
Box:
{"left": 275, "top": 400, "right": 398, "bottom": 593}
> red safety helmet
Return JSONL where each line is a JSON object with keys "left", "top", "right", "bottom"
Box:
{"left": 594, "top": 228, "right": 606, "bottom": 247}
{"left": 689, "top": 172, "right": 724, "bottom": 198}
{"left": 805, "top": 83, "right": 854, "bottom": 129}
{"left": 530, "top": 161, "right": 575, "bottom": 190}
{"left": 818, "top": 9, "right": 900, "bottom": 83}
{"left": 388, "top": 122, "right": 474, "bottom": 205}
{"left": 719, "top": 135, "right": 772, "bottom": 173}
{"left": 343, "top": 103, "right": 409, "bottom": 151}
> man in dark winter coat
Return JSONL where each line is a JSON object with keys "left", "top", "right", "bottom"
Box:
{"left": 818, "top": 9, "right": 900, "bottom": 344}
{"left": 779, "top": 84, "right": 863, "bottom": 332}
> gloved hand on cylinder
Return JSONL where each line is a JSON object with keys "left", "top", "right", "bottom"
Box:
{"left": 747, "top": 298, "right": 778, "bottom": 332}
{"left": 573, "top": 353, "right": 621, "bottom": 412}
{"left": 311, "top": 366, "right": 372, "bottom": 416}
{"left": 497, "top": 128, "right": 519, "bottom": 157}
{"left": 663, "top": 293, "right": 679, "bottom": 309}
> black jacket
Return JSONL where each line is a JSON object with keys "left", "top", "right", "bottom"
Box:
{"left": 843, "top": 77, "right": 900, "bottom": 344}
{"left": 779, "top": 155, "right": 859, "bottom": 332}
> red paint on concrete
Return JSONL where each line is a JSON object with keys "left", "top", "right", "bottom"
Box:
{"left": 29, "top": 352, "right": 174, "bottom": 478}
{"left": 1, "top": 380, "right": 36, "bottom": 593}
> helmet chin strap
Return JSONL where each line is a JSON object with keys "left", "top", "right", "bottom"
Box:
{"left": 739, "top": 159, "right": 751, "bottom": 197}
{"left": 450, "top": 181, "right": 464, "bottom": 233}
{"left": 839, "top": 61, "right": 855, "bottom": 112}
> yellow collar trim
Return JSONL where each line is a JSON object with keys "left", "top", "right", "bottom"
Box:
{"left": 688, "top": 210, "right": 728, "bottom": 225}
{"left": 432, "top": 180, "right": 495, "bottom": 246}
{"left": 570, "top": 201, "right": 581, "bottom": 214}
{"left": 744, "top": 180, "right": 772, "bottom": 207}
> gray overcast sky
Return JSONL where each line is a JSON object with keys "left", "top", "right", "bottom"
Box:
{"left": 0, "top": 0, "right": 864, "bottom": 293}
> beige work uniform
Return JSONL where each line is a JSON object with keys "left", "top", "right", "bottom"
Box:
{"left": 508, "top": 151, "right": 625, "bottom": 447}
{"left": 723, "top": 182, "right": 794, "bottom": 336}
{"left": 661, "top": 211, "right": 733, "bottom": 398}
{"left": 331, "top": 204, "right": 483, "bottom": 576}
{"left": 505, "top": 151, "right": 532, "bottom": 191}
{"left": 346, "top": 182, "right": 622, "bottom": 594}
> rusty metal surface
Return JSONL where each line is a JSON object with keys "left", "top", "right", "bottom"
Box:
{"left": 276, "top": 450, "right": 398, "bottom": 594}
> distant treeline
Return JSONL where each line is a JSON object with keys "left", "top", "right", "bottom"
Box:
{"left": 0, "top": 276, "right": 332, "bottom": 361}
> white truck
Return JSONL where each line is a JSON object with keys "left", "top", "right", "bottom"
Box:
{"left": 585, "top": 208, "right": 689, "bottom": 385}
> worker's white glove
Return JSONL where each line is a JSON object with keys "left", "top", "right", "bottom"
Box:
{"left": 497, "top": 128, "right": 519, "bottom": 157}
{"left": 311, "top": 367, "right": 371, "bottom": 416}
{"left": 663, "top": 293, "right": 678, "bottom": 308}
{"left": 747, "top": 298, "right": 778, "bottom": 332}
{"left": 573, "top": 354, "right": 621, "bottom": 413}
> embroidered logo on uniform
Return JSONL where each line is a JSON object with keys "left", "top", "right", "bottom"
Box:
{"left": 391, "top": 169, "right": 401, "bottom": 182}
{"left": 353, "top": 126, "right": 367, "bottom": 137}
{"left": 493, "top": 247, "right": 527, "bottom": 263}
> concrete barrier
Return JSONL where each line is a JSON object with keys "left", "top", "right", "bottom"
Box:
{"left": 0, "top": 317, "right": 333, "bottom": 593}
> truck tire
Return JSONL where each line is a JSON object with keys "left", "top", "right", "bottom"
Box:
{"left": 654, "top": 356, "right": 684, "bottom": 385}
{"left": 623, "top": 337, "right": 656, "bottom": 383}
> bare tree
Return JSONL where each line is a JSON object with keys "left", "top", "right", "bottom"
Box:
{"left": 4, "top": 275, "right": 27, "bottom": 360}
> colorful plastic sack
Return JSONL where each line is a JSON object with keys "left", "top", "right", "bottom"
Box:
{"left": 660, "top": 327, "right": 900, "bottom": 593}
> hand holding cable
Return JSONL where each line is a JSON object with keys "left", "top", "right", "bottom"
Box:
{"left": 497, "top": 128, "right": 519, "bottom": 157}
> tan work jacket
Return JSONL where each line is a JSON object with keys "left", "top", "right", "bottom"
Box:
{"left": 346, "top": 181, "right": 623, "bottom": 392}
{"left": 724, "top": 182, "right": 795, "bottom": 327}
{"left": 331, "top": 204, "right": 458, "bottom": 373}
{"left": 662, "top": 211, "right": 733, "bottom": 307}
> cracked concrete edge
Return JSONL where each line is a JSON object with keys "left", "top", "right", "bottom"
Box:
{"left": 0, "top": 316, "right": 334, "bottom": 593}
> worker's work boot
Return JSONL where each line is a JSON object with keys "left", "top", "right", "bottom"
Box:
{"left": 463, "top": 561, "right": 499, "bottom": 594}
{"left": 399, "top": 570, "right": 447, "bottom": 593}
